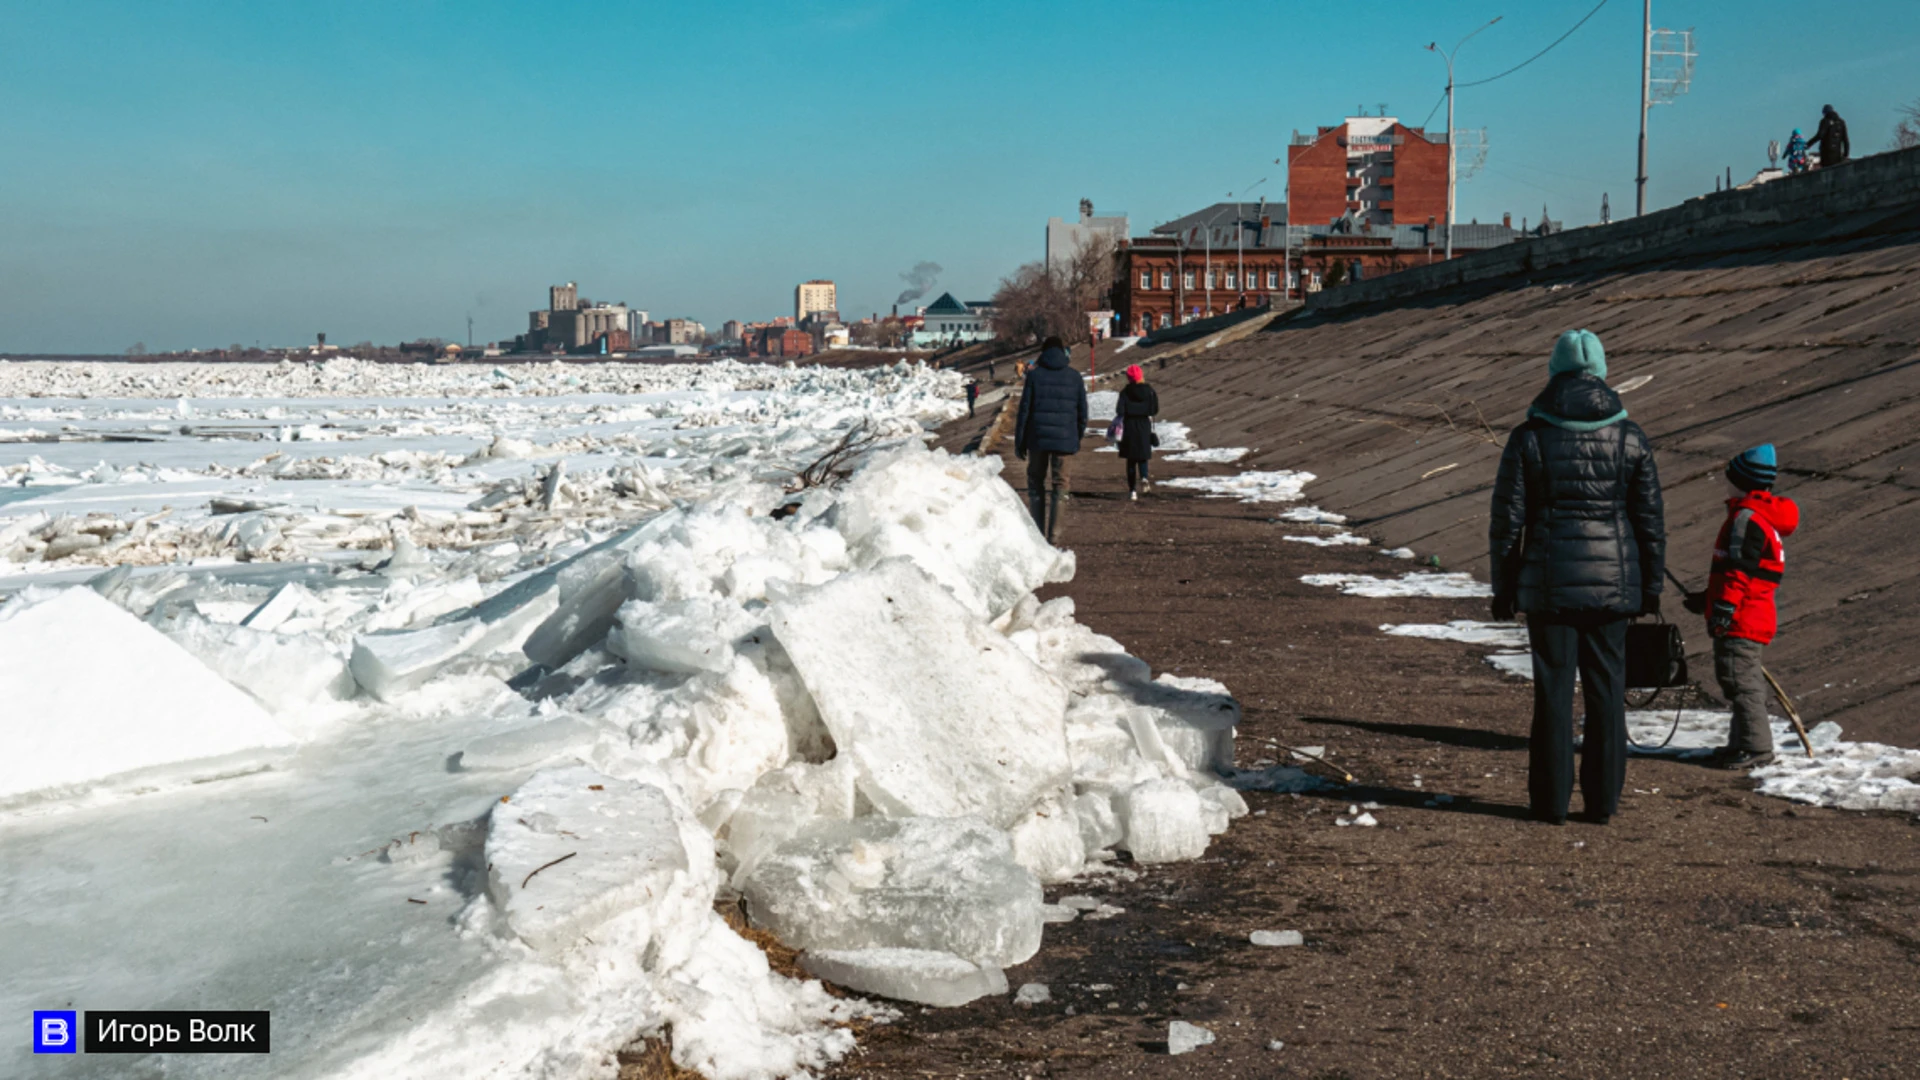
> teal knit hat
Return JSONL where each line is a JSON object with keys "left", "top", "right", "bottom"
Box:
{"left": 1549, "top": 329, "right": 1607, "bottom": 379}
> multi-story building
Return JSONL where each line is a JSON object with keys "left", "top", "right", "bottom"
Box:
{"left": 517, "top": 282, "right": 637, "bottom": 354}
{"left": 664, "top": 318, "right": 704, "bottom": 345}
{"left": 1287, "top": 115, "right": 1450, "bottom": 229}
{"left": 1046, "top": 198, "right": 1129, "bottom": 271}
{"left": 721, "top": 320, "right": 744, "bottom": 341}
{"left": 1114, "top": 202, "right": 1525, "bottom": 335}
{"left": 913, "top": 293, "right": 994, "bottom": 346}
{"left": 795, "top": 280, "right": 837, "bottom": 323}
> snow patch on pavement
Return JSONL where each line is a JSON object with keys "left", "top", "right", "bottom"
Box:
{"left": 1162, "top": 470, "right": 1315, "bottom": 503}
{"left": 1302, "top": 572, "right": 1492, "bottom": 598}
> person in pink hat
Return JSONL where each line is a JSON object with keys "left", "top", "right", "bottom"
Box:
{"left": 1115, "top": 363, "right": 1159, "bottom": 500}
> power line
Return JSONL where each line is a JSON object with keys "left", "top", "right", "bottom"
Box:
{"left": 1419, "top": 88, "right": 1449, "bottom": 130}
{"left": 1458, "top": 0, "right": 1611, "bottom": 89}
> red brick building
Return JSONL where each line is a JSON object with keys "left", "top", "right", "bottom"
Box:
{"left": 1287, "top": 115, "right": 1450, "bottom": 229}
{"left": 1114, "top": 206, "right": 1521, "bottom": 335}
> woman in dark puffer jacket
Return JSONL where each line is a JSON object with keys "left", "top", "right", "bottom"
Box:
{"left": 1490, "top": 329, "right": 1666, "bottom": 826}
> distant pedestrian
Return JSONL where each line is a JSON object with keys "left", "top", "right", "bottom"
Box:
{"left": 1490, "top": 329, "right": 1666, "bottom": 826}
{"left": 1116, "top": 364, "right": 1158, "bottom": 500}
{"left": 1013, "top": 335, "right": 1088, "bottom": 543}
{"left": 966, "top": 379, "right": 979, "bottom": 417}
{"left": 1784, "top": 129, "right": 1810, "bottom": 174}
{"left": 1810, "top": 105, "right": 1849, "bottom": 168}
{"left": 1681, "top": 445, "right": 1800, "bottom": 770}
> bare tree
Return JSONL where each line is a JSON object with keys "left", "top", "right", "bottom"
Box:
{"left": 987, "top": 235, "right": 1119, "bottom": 347}
{"left": 1897, "top": 98, "right": 1920, "bottom": 150}
{"left": 125, "top": 342, "right": 147, "bottom": 357}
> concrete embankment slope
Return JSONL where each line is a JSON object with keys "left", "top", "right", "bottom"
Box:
{"left": 1146, "top": 146, "right": 1920, "bottom": 745}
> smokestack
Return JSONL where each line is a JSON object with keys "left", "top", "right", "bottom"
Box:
{"left": 891, "top": 303, "right": 898, "bottom": 317}
{"left": 1502, "top": 212, "right": 1512, "bottom": 230}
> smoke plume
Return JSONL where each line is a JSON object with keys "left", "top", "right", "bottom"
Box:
{"left": 895, "top": 261, "right": 943, "bottom": 305}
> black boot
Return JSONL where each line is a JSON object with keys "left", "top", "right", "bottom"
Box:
{"left": 1028, "top": 489, "right": 1047, "bottom": 532}
{"left": 1047, "top": 489, "right": 1067, "bottom": 543}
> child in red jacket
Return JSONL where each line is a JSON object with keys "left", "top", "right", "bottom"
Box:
{"left": 1686, "top": 444, "right": 1800, "bottom": 768}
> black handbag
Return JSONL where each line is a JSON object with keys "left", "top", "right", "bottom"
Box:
{"left": 1624, "top": 619, "right": 1689, "bottom": 689}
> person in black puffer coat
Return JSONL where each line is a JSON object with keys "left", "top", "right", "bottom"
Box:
{"left": 1117, "top": 363, "right": 1158, "bottom": 499}
{"left": 1809, "top": 104, "right": 1849, "bottom": 168}
{"left": 1013, "top": 336, "right": 1088, "bottom": 542}
{"left": 1490, "top": 329, "right": 1666, "bottom": 826}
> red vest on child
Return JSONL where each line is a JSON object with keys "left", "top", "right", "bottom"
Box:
{"left": 1705, "top": 490, "right": 1800, "bottom": 644}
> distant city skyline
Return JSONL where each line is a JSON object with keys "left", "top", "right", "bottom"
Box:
{"left": 3, "top": 0, "right": 1917, "bottom": 352}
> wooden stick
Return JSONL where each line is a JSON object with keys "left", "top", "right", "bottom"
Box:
{"left": 1762, "top": 667, "right": 1816, "bottom": 759}
{"left": 521, "top": 851, "right": 577, "bottom": 890}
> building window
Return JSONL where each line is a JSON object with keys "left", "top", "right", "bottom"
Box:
{"left": 1205, "top": 270, "right": 1216, "bottom": 289}
{"left": 1266, "top": 270, "right": 1279, "bottom": 289}
{"left": 1140, "top": 270, "right": 1152, "bottom": 289}
{"left": 1182, "top": 270, "right": 1195, "bottom": 290}
{"left": 1225, "top": 271, "right": 1237, "bottom": 289}
{"left": 1159, "top": 270, "right": 1171, "bottom": 289}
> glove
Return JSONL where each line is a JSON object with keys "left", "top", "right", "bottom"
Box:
{"left": 1640, "top": 592, "right": 1661, "bottom": 618}
{"left": 1491, "top": 596, "right": 1517, "bottom": 622}
{"left": 1708, "top": 600, "right": 1737, "bottom": 637}
{"left": 1013, "top": 448, "right": 1027, "bottom": 461}
{"left": 1681, "top": 590, "right": 1707, "bottom": 615}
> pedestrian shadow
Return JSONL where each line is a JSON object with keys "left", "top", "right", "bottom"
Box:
{"left": 1303, "top": 782, "right": 1535, "bottom": 822}
{"left": 1303, "top": 714, "right": 1528, "bottom": 752}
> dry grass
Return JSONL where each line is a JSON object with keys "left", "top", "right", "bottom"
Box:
{"left": 615, "top": 1038, "right": 702, "bottom": 1080}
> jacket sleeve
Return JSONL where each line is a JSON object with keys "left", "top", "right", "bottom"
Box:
{"left": 1488, "top": 429, "right": 1529, "bottom": 604}
{"left": 1840, "top": 121, "right": 1850, "bottom": 158}
{"left": 1146, "top": 386, "right": 1160, "bottom": 416}
{"left": 1076, "top": 377, "right": 1089, "bottom": 435}
{"left": 1627, "top": 427, "right": 1667, "bottom": 596}
{"left": 1713, "top": 515, "right": 1771, "bottom": 616}
{"left": 1013, "top": 374, "right": 1034, "bottom": 455}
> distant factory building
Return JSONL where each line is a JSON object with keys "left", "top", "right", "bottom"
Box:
{"left": 516, "top": 281, "right": 638, "bottom": 354}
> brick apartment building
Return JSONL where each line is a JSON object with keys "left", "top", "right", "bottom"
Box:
{"left": 1114, "top": 206, "right": 1526, "bottom": 334}
{"left": 1287, "top": 114, "right": 1449, "bottom": 229}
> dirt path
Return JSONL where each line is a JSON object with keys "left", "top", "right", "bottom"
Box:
{"left": 823, "top": 429, "right": 1920, "bottom": 1080}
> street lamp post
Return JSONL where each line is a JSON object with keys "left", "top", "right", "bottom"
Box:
{"left": 1427, "top": 16, "right": 1502, "bottom": 260}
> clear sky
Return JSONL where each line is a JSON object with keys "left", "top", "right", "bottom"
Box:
{"left": 3, "top": 0, "right": 1916, "bottom": 353}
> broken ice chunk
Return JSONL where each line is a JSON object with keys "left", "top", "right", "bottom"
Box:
{"left": 608, "top": 595, "right": 759, "bottom": 675}
{"left": 768, "top": 559, "right": 1073, "bottom": 829}
{"left": 163, "top": 614, "right": 355, "bottom": 717}
{"left": 1014, "top": 982, "right": 1051, "bottom": 1005}
{"left": 1250, "top": 930, "right": 1304, "bottom": 947}
{"left": 457, "top": 717, "right": 598, "bottom": 771}
{"left": 800, "top": 947, "right": 1007, "bottom": 1008}
{"left": 740, "top": 815, "right": 1044, "bottom": 967}
{"left": 1006, "top": 797, "right": 1086, "bottom": 884}
{"left": 1118, "top": 778, "right": 1211, "bottom": 864}
{"left": 0, "top": 587, "right": 296, "bottom": 806}
{"left": 349, "top": 578, "right": 558, "bottom": 700}
{"left": 1167, "top": 1020, "right": 1215, "bottom": 1055}
{"left": 484, "top": 765, "right": 693, "bottom": 953}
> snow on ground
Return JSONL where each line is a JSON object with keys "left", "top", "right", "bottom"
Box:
{"left": 1382, "top": 620, "right": 1528, "bottom": 649}
{"left": 1300, "top": 572, "right": 1492, "bottom": 598}
{"left": 1164, "top": 447, "right": 1249, "bottom": 464}
{"left": 1284, "top": 533, "right": 1370, "bottom": 548}
{"left": 0, "top": 359, "right": 1253, "bottom": 1079}
{"left": 1161, "top": 470, "right": 1314, "bottom": 503}
{"left": 1276, "top": 506, "right": 1346, "bottom": 525}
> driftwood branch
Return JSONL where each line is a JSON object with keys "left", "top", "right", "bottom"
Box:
{"left": 521, "top": 851, "right": 577, "bottom": 890}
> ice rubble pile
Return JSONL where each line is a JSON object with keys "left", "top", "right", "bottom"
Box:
{"left": 1, "top": 358, "right": 963, "bottom": 570}
{"left": 0, "top": 442, "right": 1247, "bottom": 1077}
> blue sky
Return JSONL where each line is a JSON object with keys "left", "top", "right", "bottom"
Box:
{"left": 2, "top": 0, "right": 1916, "bottom": 353}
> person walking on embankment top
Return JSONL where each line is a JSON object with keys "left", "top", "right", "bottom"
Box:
{"left": 1490, "top": 330, "right": 1666, "bottom": 826}
{"left": 1013, "top": 335, "right": 1088, "bottom": 542}
{"left": 1116, "top": 363, "right": 1158, "bottom": 501}
{"left": 1809, "top": 104, "right": 1849, "bottom": 168}
{"left": 1682, "top": 445, "right": 1800, "bottom": 770}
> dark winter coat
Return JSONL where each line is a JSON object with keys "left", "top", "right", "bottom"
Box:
{"left": 1014, "top": 346, "right": 1088, "bottom": 456}
{"left": 1811, "top": 111, "right": 1849, "bottom": 164}
{"left": 1117, "top": 382, "right": 1159, "bottom": 461}
{"left": 1706, "top": 490, "right": 1800, "bottom": 644}
{"left": 1489, "top": 374, "right": 1667, "bottom": 616}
